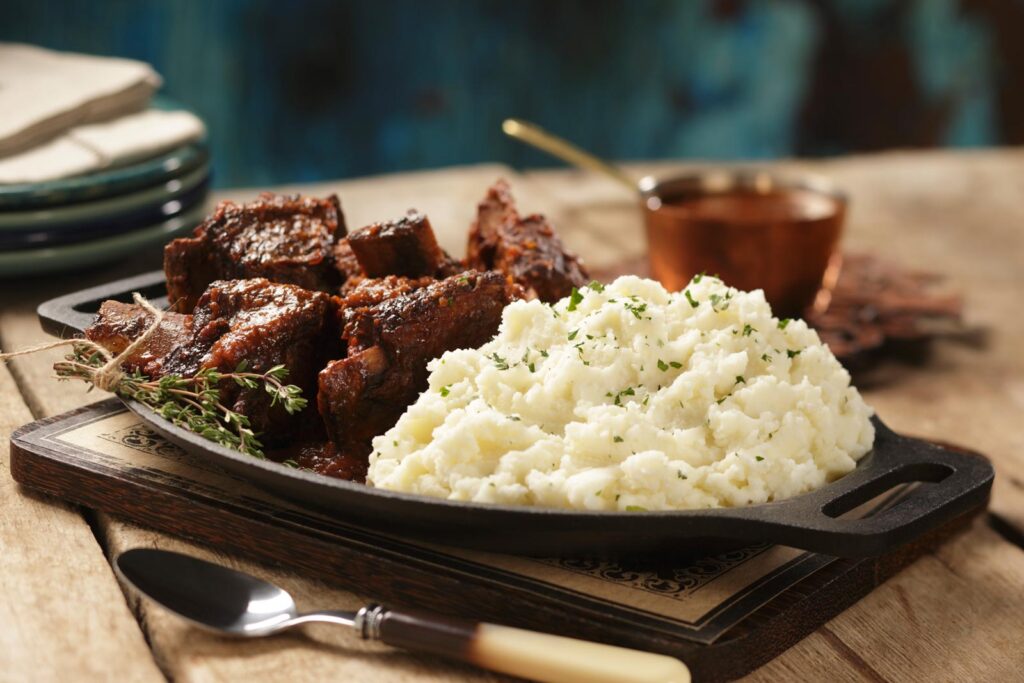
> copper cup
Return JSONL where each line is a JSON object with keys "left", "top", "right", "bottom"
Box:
{"left": 638, "top": 170, "right": 846, "bottom": 317}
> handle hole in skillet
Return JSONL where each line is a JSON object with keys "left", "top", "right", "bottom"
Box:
{"left": 821, "top": 462, "right": 954, "bottom": 519}
{"left": 72, "top": 284, "right": 169, "bottom": 317}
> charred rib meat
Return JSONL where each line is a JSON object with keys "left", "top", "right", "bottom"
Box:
{"left": 84, "top": 301, "right": 191, "bottom": 378}
{"left": 467, "top": 180, "right": 589, "bottom": 302}
{"left": 87, "top": 279, "right": 340, "bottom": 442}
{"left": 338, "top": 211, "right": 465, "bottom": 292}
{"left": 85, "top": 179, "right": 585, "bottom": 479}
{"left": 348, "top": 210, "right": 446, "bottom": 278}
{"left": 165, "top": 193, "right": 347, "bottom": 312}
{"left": 318, "top": 271, "right": 515, "bottom": 458}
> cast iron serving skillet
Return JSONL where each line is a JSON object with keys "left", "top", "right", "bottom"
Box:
{"left": 39, "top": 272, "right": 995, "bottom": 559}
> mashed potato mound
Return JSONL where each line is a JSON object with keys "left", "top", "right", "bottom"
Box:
{"left": 367, "top": 275, "right": 874, "bottom": 510}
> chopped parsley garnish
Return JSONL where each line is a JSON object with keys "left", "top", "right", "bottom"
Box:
{"left": 657, "top": 359, "right": 669, "bottom": 371}
{"left": 588, "top": 280, "right": 605, "bottom": 292}
{"left": 574, "top": 341, "right": 585, "bottom": 359}
{"left": 693, "top": 272, "right": 704, "bottom": 284}
{"left": 613, "top": 435, "right": 624, "bottom": 443}
{"left": 626, "top": 505, "right": 647, "bottom": 512}
{"left": 540, "top": 349, "right": 549, "bottom": 357}
{"left": 439, "top": 385, "right": 451, "bottom": 397}
{"left": 778, "top": 318, "right": 792, "bottom": 330}
{"left": 670, "top": 361, "right": 682, "bottom": 368}
{"left": 735, "top": 375, "right": 746, "bottom": 385}
{"left": 716, "top": 396, "right": 727, "bottom": 404}
{"left": 787, "top": 349, "right": 802, "bottom": 359}
{"left": 612, "top": 386, "right": 636, "bottom": 406}
{"left": 755, "top": 455, "right": 764, "bottom": 461}
{"left": 742, "top": 324, "right": 755, "bottom": 337}
{"left": 761, "top": 353, "right": 771, "bottom": 362}
{"left": 490, "top": 353, "right": 509, "bottom": 370}
{"left": 677, "top": 471, "right": 687, "bottom": 480}
{"left": 567, "top": 287, "right": 584, "bottom": 311}
{"left": 623, "top": 301, "right": 647, "bottom": 319}
{"left": 615, "top": 494, "right": 621, "bottom": 501}
{"left": 509, "top": 415, "right": 521, "bottom": 421}
{"left": 528, "top": 362, "right": 536, "bottom": 373}
{"left": 709, "top": 293, "right": 729, "bottom": 311}
{"left": 684, "top": 290, "right": 699, "bottom": 308}
{"left": 568, "top": 329, "right": 579, "bottom": 341}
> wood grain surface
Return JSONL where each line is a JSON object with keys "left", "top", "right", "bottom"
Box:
{"left": 0, "top": 366, "right": 162, "bottom": 683}
{"left": 2, "top": 152, "right": 1024, "bottom": 682}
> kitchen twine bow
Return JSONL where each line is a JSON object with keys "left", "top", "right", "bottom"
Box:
{"left": 0, "top": 292, "right": 164, "bottom": 392}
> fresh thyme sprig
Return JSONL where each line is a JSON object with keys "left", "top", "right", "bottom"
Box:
{"left": 57, "top": 344, "right": 306, "bottom": 459}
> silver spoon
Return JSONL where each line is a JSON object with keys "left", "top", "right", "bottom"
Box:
{"left": 116, "top": 548, "right": 690, "bottom": 683}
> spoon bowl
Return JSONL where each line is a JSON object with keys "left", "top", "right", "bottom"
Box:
{"left": 116, "top": 548, "right": 309, "bottom": 636}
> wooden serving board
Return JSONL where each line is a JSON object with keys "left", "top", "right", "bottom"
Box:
{"left": 10, "top": 400, "right": 986, "bottom": 683}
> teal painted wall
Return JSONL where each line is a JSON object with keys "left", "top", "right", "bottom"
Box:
{"left": 3, "top": 0, "right": 1021, "bottom": 187}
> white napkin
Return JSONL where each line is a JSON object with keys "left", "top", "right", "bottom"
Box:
{"left": 0, "top": 43, "right": 162, "bottom": 157}
{"left": 0, "top": 109, "right": 206, "bottom": 184}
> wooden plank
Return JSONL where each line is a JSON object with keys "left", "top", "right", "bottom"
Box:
{"left": 739, "top": 631, "right": 867, "bottom": 683}
{"left": 814, "top": 520, "right": 1024, "bottom": 682}
{"left": 0, "top": 362, "right": 162, "bottom": 683}
{"left": 523, "top": 150, "right": 1024, "bottom": 534}
{"left": 741, "top": 519, "right": 1024, "bottom": 681}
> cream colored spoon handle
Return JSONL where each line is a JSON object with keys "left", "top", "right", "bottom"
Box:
{"left": 502, "top": 118, "right": 638, "bottom": 192}
{"left": 371, "top": 607, "right": 691, "bottom": 683}
{"left": 470, "top": 622, "right": 691, "bottom": 683}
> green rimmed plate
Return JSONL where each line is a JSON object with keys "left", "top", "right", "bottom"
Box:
{"left": 0, "top": 163, "right": 209, "bottom": 232}
{"left": 0, "top": 199, "right": 208, "bottom": 278}
{"left": 0, "top": 142, "right": 208, "bottom": 211}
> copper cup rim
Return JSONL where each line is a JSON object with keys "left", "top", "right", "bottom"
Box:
{"left": 637, "top": 169, "right": 848, "bottom": 222}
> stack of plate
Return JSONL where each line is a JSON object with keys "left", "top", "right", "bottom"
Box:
{"left": 0, "top": 105, "right": 210, "bottom": 278}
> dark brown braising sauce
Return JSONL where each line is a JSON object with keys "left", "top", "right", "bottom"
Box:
{"left": 643, "top": 187, "right": 845, "bottom": 315}
{"left": 267, "top": 441, "right": 368, "bottom": 482}
{"left": 661, "top": 189, "right": 838, "bottom": 223}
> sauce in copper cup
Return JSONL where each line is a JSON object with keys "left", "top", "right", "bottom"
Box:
{"left": 639, "top": 171, "right": 846, "bottom": 316}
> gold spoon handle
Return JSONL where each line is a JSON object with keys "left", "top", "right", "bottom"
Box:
{"left": 502, "top": 118, "right": 637, "bottom": 193}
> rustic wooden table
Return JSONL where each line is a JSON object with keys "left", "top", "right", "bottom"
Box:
{"left": 2, "top": 150, "right": 1023, "bottom": 682}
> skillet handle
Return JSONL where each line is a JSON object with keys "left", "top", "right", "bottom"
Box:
{"left": 724, "top": 423, "right": 994, "bottom": 557}
{"left": 36, "top": 269, "right": 168, "bottom": 337}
